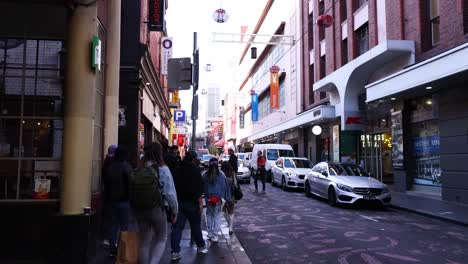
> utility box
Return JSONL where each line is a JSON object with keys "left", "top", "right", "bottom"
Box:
{"left": 168, "top": 58, "right": 192, "bottom": 91}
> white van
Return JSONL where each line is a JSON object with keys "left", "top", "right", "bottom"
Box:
{"left": 251, "top": 144, "right": 295, "bottom": 182}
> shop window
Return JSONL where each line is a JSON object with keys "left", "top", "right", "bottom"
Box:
{"left": 409, "top": 95, "right": 441, "bottom": 186}
{"left": 355, "top": 23, "right": 369, "bottom": 56}
{"left": 0, "top": 38, "right": 64, "bottom": 200}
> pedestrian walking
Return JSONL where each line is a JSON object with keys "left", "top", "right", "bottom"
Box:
{"left": 102, "top": 146, "right": 132, "bottom": 257}
{"left": 171, "top": 150, "right": 211, "bottom": 261}
{"left": 228, "top": 148, "right": 238, "bottom": 174}
{"left": 101, "top": 144, "right": 117, "bottom": 246}
{"left": 220, "top": 161, "right": 238, "bottom": 234}
{"left": 255, "top": 150, "right": 267, "bottom": 193}
{"left": 164, "top": 145, "right": 181, "bottom": 177}
{"left": 131, "top": 142, "right": 178, "bottom": 263}
{"left": 202, "top": 158, "right": 232, "bottom": 242}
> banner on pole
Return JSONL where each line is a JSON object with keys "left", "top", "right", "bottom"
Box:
{"left": 270, "top": 66, "right": 280, "bottom": 109}
{"left": 251, "top": 93, "right": 258, "bottom": 122}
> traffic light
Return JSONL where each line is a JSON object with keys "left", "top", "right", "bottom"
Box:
{"left": 168, "top": 58, "right": 192, "bottom": 91}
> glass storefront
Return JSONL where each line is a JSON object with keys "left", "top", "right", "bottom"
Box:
{"left": 359, "top": 132, "right": 393, "bottom": 183}
{"left": 409, "top": 95, "right": 441, "bottom": 186}
{"left": 0, "top": 38, "right": 64, "bottom": 200}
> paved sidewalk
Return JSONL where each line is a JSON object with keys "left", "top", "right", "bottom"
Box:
{"left": 390, "top": 191, "right": 468, "bottom": 226}
{"left": 159, "top": 214, "right": 251, "bottom": 264}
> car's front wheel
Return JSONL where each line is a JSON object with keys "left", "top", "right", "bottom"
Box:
{"left": 328, "top": 187, "right": 337, "bottom": 206}
{"left": 281, "top": 177, "right": 288, "bottom": 191}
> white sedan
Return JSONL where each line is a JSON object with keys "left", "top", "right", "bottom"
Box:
{"left": 236, "top": 160, "right": 251, "bottom": 183}
{"left": 304, "top": 162, "right": 391, "bottom": 206}
{"left": 271, "top": 157, "right": 314, "bottom": 190}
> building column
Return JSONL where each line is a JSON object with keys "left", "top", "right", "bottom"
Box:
{"left": 61, "top": 4, "right": 98, "bottom": 215}
{"left": 104, "top": 0, "right": 121, "bottom": 152}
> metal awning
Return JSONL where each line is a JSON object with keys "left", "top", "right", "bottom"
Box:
{"left": 366, "top": 43, "right": 468, "bottom": 102}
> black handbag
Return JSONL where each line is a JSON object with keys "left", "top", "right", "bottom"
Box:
{"left": 233, "top": 183, "right": 243, "bottom": 200}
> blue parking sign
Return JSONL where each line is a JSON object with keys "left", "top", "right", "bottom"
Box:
{"left": 173, "top": 110, "right": 186, "bottom": 122}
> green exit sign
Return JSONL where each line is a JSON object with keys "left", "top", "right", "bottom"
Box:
{"left": 91, "top": 35, "right": 101, "bottom": 71}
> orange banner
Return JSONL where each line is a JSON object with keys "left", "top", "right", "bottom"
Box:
{"left": 270, "top": 67, "right": 280, "bottom": 109}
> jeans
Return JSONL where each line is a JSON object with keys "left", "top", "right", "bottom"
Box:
{"left": 110, "top": 201, "right": 130, "bottom": 253}
{"left": 171, "top": 201, "right": 205, "bottom": 253}
{"left": 206, "top": 202, "right": 222, "bottom": 238}
{"left": 254, "top": 169, "right": 266, "bottom": 191}
{"left": 134, "top": 207, "right": 167, "bottom": 264}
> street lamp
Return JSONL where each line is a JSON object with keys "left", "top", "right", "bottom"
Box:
{"left": 312, "top": 125, "right": 322, "bottom": 135}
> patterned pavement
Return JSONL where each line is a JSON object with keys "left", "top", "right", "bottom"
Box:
{"left": 233, "top": 182, "right": 468, "bottom": 264}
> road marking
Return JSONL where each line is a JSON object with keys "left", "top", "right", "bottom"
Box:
{"left": 360, "top": 215, "right": 379, "bottom": 222}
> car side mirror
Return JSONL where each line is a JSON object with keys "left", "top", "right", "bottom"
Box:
{"left": 321, "top": 171, "right": 328, "bottom": 177}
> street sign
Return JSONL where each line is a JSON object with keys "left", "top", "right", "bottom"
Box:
{"left": 161, "top": 37, "right": 173, "bottom": 75}
{"left": 173, "top": 110, "right": 186, "bottom": 122}
{"left": 168, "top": 58, "right": 192, "bottom": 90}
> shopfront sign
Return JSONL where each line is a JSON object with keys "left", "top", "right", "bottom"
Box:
{"left": 149, "top": 0, "right": 165, "bottom": 31}
{"left": 251, "top": 93, "right": 258, "bottom": 122}
{"left": 161, "top": 37, "right": 173, "bottom": 75}
{"left": 239, "top": 106, "right": 245, "bottom": 129}
{"left": 91, "top": 35, "right": 101, "bottom": 71}
{"left": 413, "top": 135, "right": 440, "bottom": 155}
{"left": 270, "top": 65, "right": 280, "bottom": 109}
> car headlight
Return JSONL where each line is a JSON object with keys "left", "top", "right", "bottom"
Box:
{"left": 286, "top": 172, "right": 296, "bottom": 177}
{"left": 336, "top": 184, "right": 353, "bottom": 192}
{"left": 382, "top": 187, "right": 390, "bottom": 194}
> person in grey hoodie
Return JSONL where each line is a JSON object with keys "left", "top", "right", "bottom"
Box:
{"left": 202, "top": 158, "right": 231, "bottom": 242}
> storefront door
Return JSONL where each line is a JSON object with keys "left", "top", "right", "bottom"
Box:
{"left": 359, "top": 132, "right": 393, "bottom": 184}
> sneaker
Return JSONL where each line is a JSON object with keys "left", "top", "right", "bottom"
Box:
{"left": 197, "top": 240, "right": 211, "bottom": 254}
{"left": 171, "top": 252, "right": 182, "bottom": 261}
{"left": 229, "top": 230, "right": 234, "bottom": 235}
{"left": 209, "top": 235, "right": 219, "bottom": 242}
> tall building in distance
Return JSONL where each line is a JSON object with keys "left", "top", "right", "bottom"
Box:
{"left": 207, "top": 86, "right": 221, "bottom": 119}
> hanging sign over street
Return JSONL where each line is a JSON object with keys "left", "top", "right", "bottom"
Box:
{"left": 161, "top": 37, "right": 172, "bottom": 75}
{"left": 149, "top": 0, "right": 165, "bottom": 31}
{"left": 270, "top": 65, "right": 280, "bottom": 109}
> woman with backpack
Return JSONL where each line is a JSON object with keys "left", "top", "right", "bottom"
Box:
{"left": 132, "top": 142, "right": 178, "bottom": 263}
{"left": 220, "top": 161, "right": 239, "bottom": 234}
{"left": 202, "top": 158, "right": 231, "bottom": 242}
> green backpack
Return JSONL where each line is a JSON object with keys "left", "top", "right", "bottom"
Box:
{"left": 129, "top": 165, "right": 163, "bottom": 210}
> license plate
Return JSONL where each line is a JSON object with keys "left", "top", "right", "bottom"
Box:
{"left": 363, "top": 195, "right": 375, "bottom": 200}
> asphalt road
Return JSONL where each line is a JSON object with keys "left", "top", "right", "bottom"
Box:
{"left": 233, "top": 182, "right": 468, "bottom": 264}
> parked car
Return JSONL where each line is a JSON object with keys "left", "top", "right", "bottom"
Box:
{"left": 236, "top": 152, "right": 247, "bottom": 161}
{"left": 243, "top": 152, "right": 252, "bottom": 168}
{"left": 251, "top": 144, "right": 295, "bottom": 183}
{"left": 304, "top": 162, "right": 391, "bottom": 206}
{"left": 201, "top": 154, "right": 216, "bottom": 168}
{"left": 271, "top": 157, "right": 314, "bottom": 190}
{"left": 236, "top": 160, "right": 251, "bottom": 183}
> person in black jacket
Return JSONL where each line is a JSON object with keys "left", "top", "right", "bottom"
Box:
{"left": 228, "top": 148, "right": 238, "bottom": 174}
{"left": 102, "top": 146, "right": 132, "bottom": 257}
{"left": 170, "top": 150, "right": 210, "bottom": 261}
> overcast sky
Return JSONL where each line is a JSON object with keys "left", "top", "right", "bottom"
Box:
{"left": 166, "top": 0, "right": 268, "bottom": 133}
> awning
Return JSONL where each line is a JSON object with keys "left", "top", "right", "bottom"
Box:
{"left": 213, "top": 138, "right": 225, "bottom": 147}
{"left": 248, "top": 105, "right": 335, "bottom": 142}
{"left": 366, "top": 43, "right": 468, "bottom": 102}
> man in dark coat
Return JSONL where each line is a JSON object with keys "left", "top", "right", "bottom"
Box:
{"left": 228, "top": 148, "right": 238, "bottom": 174}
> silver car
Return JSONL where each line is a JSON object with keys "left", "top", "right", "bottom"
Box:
{"left": 304, "top": 162, "right": 391, "bottom": 206}
{"left": 271, "top": 157, "right": 314, "bottom": 190}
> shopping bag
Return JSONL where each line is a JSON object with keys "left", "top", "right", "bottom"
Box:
{"left": 116, "top": 231, "right": 139, "bottom": 264}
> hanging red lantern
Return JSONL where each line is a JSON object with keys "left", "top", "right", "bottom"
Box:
{"left": 316, "top": 14, "right": 334, "bottom": 28}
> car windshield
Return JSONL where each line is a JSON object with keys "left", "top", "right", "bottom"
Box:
{"left": 237, "top": 154, "right": 245, "bottom": 160}
{"left": 292, "top": 159, "right": 313, "bottom": 168}
{"left": 266, "top": 149, "right": 295, "bottom": 160}
{"left": 328, "top": 164, "right": 369, "bottom": 177}
{"left": 202, "top": 154, "right": 215, "bottom": 161}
